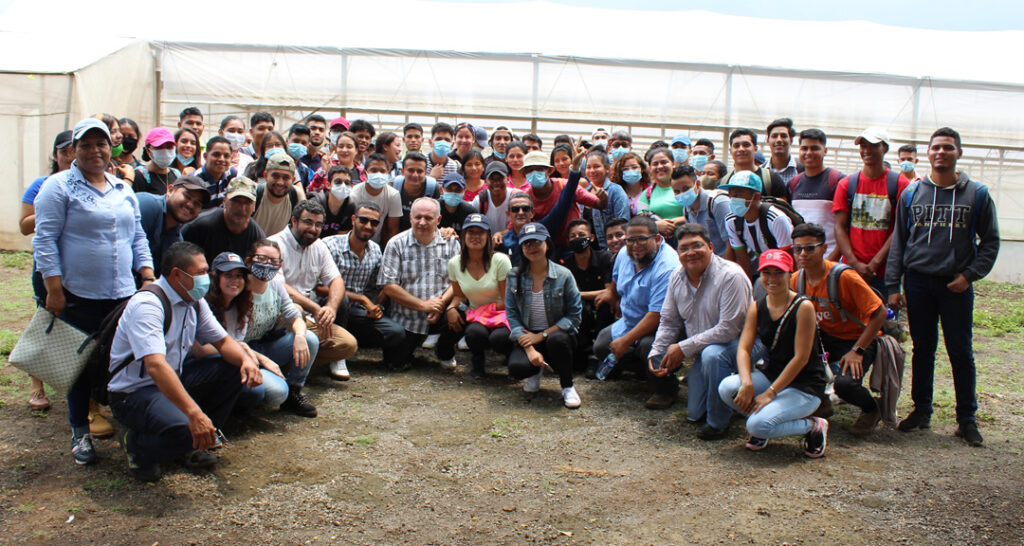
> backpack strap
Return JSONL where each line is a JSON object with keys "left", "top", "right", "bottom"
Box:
{"left": 289, "top": 186, "right": 300, "bottom": 210}
{"left": 109, "top": 284, "right": 173, "bottom": 379}
{"left": 478, "top": 188, "right": 489, "bottom": 214}
{"left": 884, "top": 168, "right": 900, "bottom": 212}
{"left": 825, "top": 167, "right": 841, "bottom": 194}
{"left": 796, "top": 269, "right": 807, "bottom": 296}
{"left": 645, "top": 184, "right": 655, "bottom": 202}
{"left": 757, "top": 203, "right": 778, "bottom": 251}
{"left": 825, "top": 264, "right": 867, "bottom": 329}
{"left": 787, "top": 172, "right": 803, "bottom": 196}
{"left": 901, "top": 181, "right": 920, "bottom": 231}
{"left": 255, "top": 184, "right": 265, "bottom": 210}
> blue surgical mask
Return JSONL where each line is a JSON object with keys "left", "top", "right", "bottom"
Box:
{"left": 264, "top": 147, "right": 283, "bottom": 159}
{"left": 177, "top": 153, "right": 195, "bottom": 166}
{"left": 366, "top": 172, "right": 389, "bottom": 190}
{"left": 622, "top": 169, "right": 642, "bottom": 185}
{"left": 526, "top": 171, "right": 548, "bottom": 189}
{"left": 151, "top": 148, "right": 175, "bottom": 169}
{"left": 178, "top": 271, "right": 210, "bottom": 301}
{"left": 672, "top": 148, "right": 689, "bottom": 164}
{"left": 729, "top": 197, "right": 751, "bottom": 217}
{"left": 224, "top": 131, "right": 246, "bottom": 150}
{"left": 611, "top": 146, "right": 628, "bottom": 160}
{"left": 899, "top": 160, "right": 915, "bottom": 173}
{"left": 675, "top": 188, "right": 697, "bottom": 208}
{"left": 492, "top": 150, "right": 506, "bottom": 160}
{"left": 433, "top": 140, "right": 452, "bottom": 157}
{"left": 442, "top": 191, "right": 464, "bottom": 206}
{"left": 288, "top": 143, "right": 307, "bottom": 160}
{"left": 691, "top": 155, "right": 708, "bottom": 173}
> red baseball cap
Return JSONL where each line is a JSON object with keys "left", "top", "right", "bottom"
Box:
{"left": 758, "top": 249, "right": 795, "bottom": 273}
{"left": 330, "top": 116, "right": 350, "bottom": 130}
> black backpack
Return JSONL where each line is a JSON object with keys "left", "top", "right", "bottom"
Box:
{"left": 733, "top": 199, "right": 805, "bottom": 252}
{"left": 85, "top": 284, "right": 174, "bottom": 405}
{"left": 845, "top": 169, "right": 901, "bottom": 224}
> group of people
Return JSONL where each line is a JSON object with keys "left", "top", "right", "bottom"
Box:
{"left": 21, "top": 107, "right": 999, "bottom": 482}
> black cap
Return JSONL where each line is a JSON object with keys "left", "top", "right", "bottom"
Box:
{"left": 211, "top": 252, "right": 250, "bottom": 274}
{"left": 484, "top": 161, "right": 509, "bottom": 178}
{"left": 54, "top": 130, "right": 73, "bottom": 150}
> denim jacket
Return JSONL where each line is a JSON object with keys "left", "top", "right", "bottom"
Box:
{"left": 505, "top": 260, "right": 582, "bottom": 341}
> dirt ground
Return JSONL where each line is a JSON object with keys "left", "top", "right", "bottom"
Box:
{"left": 0, "top": 254, "right": 1022, "bottom": 545}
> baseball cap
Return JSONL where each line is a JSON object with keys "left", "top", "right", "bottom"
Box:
{"left": 671, "top": 134, "right": 692, "bottom": 147}
{"left": 171, "top": 175, "right": 212, "bottom": 205}
{"left": 441, "top": 172, "right": 466, "bottom": 189}
{"left": 758, "top": 249, "right": 795, "bottom": 273}
{"left": 54, "top": 130, "right": 73, "bottom": 150}
{"left": 473, "top": 125, "right": 489, "bottom": 148}
{"left": 717, "top": 170, "right": 762, "bottom": 192}
{"left": 462, "top": 213, "right": 490, "bottom": 232}
{"left": 522, "top": 151, "right": 551, "bottom": 170}
{"left": 518, "top": 222, "right": 550, "bottom": 245}
{"left": 330, "top": 117, "right": 350, "bottom": 130}
{"left": 72, "top": 118, "right": 111, "bottom": 144}
{"left": 225, "top": 176, "right": 258, "bottom": 202}
{"left": 145, "top": 127, "right": 175, "bottom": 148}
{"left": 212, "top": 252, "right": 250, "bottom": 274}
{"left": 854, "top": 127, "right": 889, "bottom": 146}
{"left": 266, "top": 151, "right": 296, "bottom": 173}
{"left": 484, "top": 161, "right": 509, "bottom": 178}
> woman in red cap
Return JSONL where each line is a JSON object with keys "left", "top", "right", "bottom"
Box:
{"left": 718, "top": 249, "right": 830, "bottom": 458}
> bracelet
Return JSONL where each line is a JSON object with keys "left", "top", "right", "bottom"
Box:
{"left": 767, "top": 385, "right": 777, "bottom": 395}
{"left": 141, "top": 276, "right": 156, "bottom": 282}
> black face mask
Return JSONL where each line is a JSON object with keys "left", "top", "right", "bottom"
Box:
{"left": 568, "top": 237, "right": 591, "bottom": 253}
{"left": 121, "top": 136, "right": 139, "bottom": 155}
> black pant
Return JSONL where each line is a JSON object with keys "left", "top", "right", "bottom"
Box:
{"left": 821, "top": 332, "right": 878, "bottom": 412}
{"left": 508, "top": 331, "right": 575, "bottom": 388}
{"left": 576, "top": 300, "right": 615, "bottom": 368}
{"left": 464, "top": 322, "right": 512, "bottom": 371}
{"left": 593, "top": 326, "right": 677, "bottom": 395}
{"left": 382, "top": 321, "right": 459, "bottom": 367}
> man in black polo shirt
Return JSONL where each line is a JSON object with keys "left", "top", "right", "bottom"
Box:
{"left": 560, "top": 218, "right": 614, "bottom": 373}
{"left": 183, "top": 176, "right": 266, "bottom": 265}
{"left": 195, "top": 136, "right": 238, "bottom": 208}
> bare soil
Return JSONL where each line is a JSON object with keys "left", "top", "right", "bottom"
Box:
{"left": 1, "top": 258, "right": 1022, "bottom": 545}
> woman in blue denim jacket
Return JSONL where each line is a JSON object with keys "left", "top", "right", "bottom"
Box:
{"left": 505, "top": 223, "right": 583, "bottom": 408}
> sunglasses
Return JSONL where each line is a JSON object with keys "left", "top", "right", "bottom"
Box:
{"left": 356, "top": 215, "right": 381, "bottom": 227}
{"left": 792, "top": 243, "right": 825, "bottom": 254}
{"left": 510, "top": 205, "right": 532, "bottom": 213}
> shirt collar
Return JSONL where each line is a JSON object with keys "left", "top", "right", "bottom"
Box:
{"left": 156, "top": 276, "right": 188, "bottom": 307}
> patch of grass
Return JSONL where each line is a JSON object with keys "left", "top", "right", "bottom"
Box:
{"left": 110, "top": 504, "right": 133, "bottom": 513}
{"left": 0, "top": 252, "right": 31, "bottom": 270}
{"left": 0, "top": 330, "right": 19, "bottom": 357}
{"left": 489, "top": 417, "right": 521, "bottom": 440}
{"left": 66, "top": 504, "right": 82, "bottom": 514}
{"left": 9, "top": 502, "right": 34, "bottom": 513}
{"left": 975, "top": 307, "right": 1024, "bottom": 336}
{"left": 350, "top": 434, "right": 377, "bottom": 446}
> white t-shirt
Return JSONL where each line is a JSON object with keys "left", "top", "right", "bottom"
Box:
{"left": 268, "top": 228, "right": 341, "bottom": 300}
{"left": 725, "top": 205, "right": 794, "bottom": 257}
{"left": 349, "top": 182, "right": 403, "bottom": 243}
{"left": 472, "top": 190, "right": 510, "bottom": 232}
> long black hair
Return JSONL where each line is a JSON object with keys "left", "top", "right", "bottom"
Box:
{"left": 459, "top": 225, "right": 494, "bottom": 274}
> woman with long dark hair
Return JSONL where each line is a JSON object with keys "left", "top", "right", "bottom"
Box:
{"left": 171, "top": 127, "right": 202, "bottom": 175}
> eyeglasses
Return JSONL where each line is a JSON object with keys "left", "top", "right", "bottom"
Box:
{"left": 298, "top": 218, "right": 325, "bottom": 229}
{"left": 509, "top": 205, "right": 532, "bottom": 213}
{"left": 678, "top": 241, "right": 707, "bottom": 254}
{"left": 250, "top": 255, "right": 281, "bottom": 266}
{"left": 792, "top": 243, "right": 825, "bottom": 254}
{"left": 356, "top": 215, "right": 381, "bottom": 227}
{"left": 625, "top": 234, "right": 656, "bottom": 246}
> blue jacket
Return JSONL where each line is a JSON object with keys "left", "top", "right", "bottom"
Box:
{"left": 505, "top": 260, "right": 582, "bottom": 341}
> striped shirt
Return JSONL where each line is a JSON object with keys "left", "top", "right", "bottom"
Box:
{"left": 377, "top": 229, "right": 461, "bottom": 334}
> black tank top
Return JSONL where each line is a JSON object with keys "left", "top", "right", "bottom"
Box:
{"left": 756, "top": 296, "right": 827, "bottom": 400}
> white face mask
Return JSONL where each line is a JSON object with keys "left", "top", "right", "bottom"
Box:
{"left": 330, "top": 183, "right": 350, "bottom": 202}
{"left": 151, "top": 148, "right": 175, "bottom": 169}
{"left": 224, "top": 131, "right": 246, "bottom": 150}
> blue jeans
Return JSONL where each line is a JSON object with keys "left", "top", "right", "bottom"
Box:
{"left": 237, "top": 369, "right": 289, "bottom": 408}
{"left": 110, "top": 356, "right": 242, "bottom": 466}
{"left": 904, "top": 271, "right": 977, "bottom": 423}
{"left": 718, "top": 371, "right": 821, "bottom": 439}
{"left": 687, "top": 338, "right": 765, "bottom": 430}
{"left": 248, "top": 331, "right": 320, "bottom": 387}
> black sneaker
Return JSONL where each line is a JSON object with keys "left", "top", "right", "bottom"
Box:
{"left": 955, "top": 421, "right": 984, "bottom": 447}
{"left": 70, "top": 433, "right": 96, "bottom": 465}
{"left": 178, "top": 449, "right": 218, "bottom": 470}
{"left": 744, "top": 437, "right": 769, "bottom": 451}
{"left": 898, "top": 410, "right": 931, "bottom": 432}
{"left": 281, "top": 387, "right": 318, "bottom": 418}
{"left": 696, "top": 423, "right": 729, "bottom": 441}
{"left": 119, "top": 428, "right": 161, "bottom": 482}
{"left": 803, "top": 417, "right": 829, "bottom": 458}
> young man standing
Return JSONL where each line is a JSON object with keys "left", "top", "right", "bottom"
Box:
{"left": 897, "top": 144, "right": 922, "bottom": 182}
{"left": 886, "top": 127, "right": 999, "bottom": 446}
{"left": 719, "top": 128, "right": 789, "bottom": 201}
{"left": 763, "top": 118, "right": 803, "bottom": 184}
{"left": 348, "top": 153, "right": 403, "bottom": 246}
{"left": 720, "top": 171, "right": 795, "bottom": 280}
{"left": 403, "top": 123, "right": 424, "bottom": 156}
{"left": 789, "top": 129, "right": 844, "bottom": 256}
{"left": 427, "top": 123, "right": 461, "bottom": 180}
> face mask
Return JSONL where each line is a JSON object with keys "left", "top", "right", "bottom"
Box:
{"left": 611, "top": 146, "right": 628, "bottom": 160}
{"left": 151, "top": 148, "right": 175, "bottom": 169}
{"left": 366, "top": 172, "right": 389, "bottom": 190}
{"left": 492, "top": 150, "right": 506, "bottom": 160}
{"left": 121, "top": 137, "right": 138, "bottom": 155}
{"left": 729, "top": 197, "right": 751, "bottom": 217}
{"left": 899, "top": 161, "right": 915, "bottom": 173}
{"left": 569, "top": 237, "right": 591, "bottom": 253}
{"left": 433, "top": 140, "right": 452, "bottom": 157}
{"left": 526, "top": 171, "right": 548, "bottom": 189}
{"left": 178, "top": 270, "right": 210, "bottom": 301}
{"left": 224, "top": 132, "right": 246, "bottom": 150}
{"left": 442, "top": 191, "right": 464, "bottom": 207}
{"left": 264, "top": 147, "right": 283, "bottom": 159}
{"left": 672, "top": 149, "right": 689, "bottom": 164}
{"left": 109, "top": 142, "right": 124, "bottom": 158}
{"left": 288, "top": 143, "right": 307, "bottom": 160}
{"left": 675, "top": 188, "right": 698, "bottom": 208}
{"left": 330, "top": 183, "right": 351, "bottom": 202}
{"left": 691, "top": 155, "right": 708, "bottom": 173}
{"left": 177, "top": 153, "right": 195, "bottom": 166}
{"left": 622, "top": 169, "right": 642, "bottom": 185}
{"left": 329, "top": 132, "right": 342, "bottom": 146}
{"left": 249, "top": 262, "right": 279, "bottom": 282}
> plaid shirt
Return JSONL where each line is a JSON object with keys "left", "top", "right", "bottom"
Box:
{"left": 323, "top": 233, "right": 382, "bottom": 298}
{"left": 377, "top": 229, "right": 460, "bottom": 334}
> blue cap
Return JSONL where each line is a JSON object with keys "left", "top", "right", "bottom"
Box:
{"left": 671, "top": 134, "right": 692, "bottom": 147}
{"left": 441, "top": 172, "right": 466, "bottom": 189}
{"left": 72, "top": 118, "right": 111, "bottom": 144}
{"left": 462, "top": 213, "right": 490, "bottom": 232}
{"left": 211, "top": 252, "right": 250, "bottom": 273}
{"left": 518, "top": 222, "right": 550, "bottom": 245}
{"left": 754, "top": 151, "right": 767, "bottom": 165}
{"left": 717, "top": 170, "right": 762, "bottom": 192}
{"left": 473, "top": 125, "right": 489, "bottom": 148}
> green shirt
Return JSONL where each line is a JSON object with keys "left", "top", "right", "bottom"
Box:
{"left": 640, "top": 184, "right": 683, "bottom": 220}
{"left": 447, "top": 252, "right": 512, "bottom": 309}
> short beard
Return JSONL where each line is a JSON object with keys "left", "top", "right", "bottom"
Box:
{"left": 631, "top": 250, "right": 655, "bottom": 267}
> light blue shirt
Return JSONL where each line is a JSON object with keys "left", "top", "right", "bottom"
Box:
{"left": 685, "top": 190, "right": 731, "bottom": 257}
{"left": 610, "top": 241, "right": 680, "bottom": 339}
{"left": 107, "top": 277, "right": 228, "bottom": 393}
{"left": 33, "top": 162, "right": 153, "bottom": 300}
{"left": 592, "top": 180, "right": 629, "bottom": 250}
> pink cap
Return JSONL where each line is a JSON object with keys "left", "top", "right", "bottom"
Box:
{"left": 757, "top": 249, "right": 795, "bottom": 273}
{"left": 330, "top": 116, "right": 350, "bottom": 130}
{"left": 145, "top": 127, "right": 175, "bottom": 147}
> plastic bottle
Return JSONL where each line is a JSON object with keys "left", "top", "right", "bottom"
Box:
{"left": 595, "top": 354, "right": 618, "bottom": 381}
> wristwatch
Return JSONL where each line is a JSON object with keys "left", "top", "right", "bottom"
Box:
{"left": 853, "top": 346, "right": 865, "bottom": 356}
{"left": 541, "top": 331, "right": 548, "bottom": 339}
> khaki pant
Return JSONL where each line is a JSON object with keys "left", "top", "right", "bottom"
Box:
{"left": 306, "top": 317, "right": 358, "bottom": 365}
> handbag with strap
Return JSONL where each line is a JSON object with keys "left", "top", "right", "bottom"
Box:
{"left": 8, "top": 307, "right": 95, "bottom": 395}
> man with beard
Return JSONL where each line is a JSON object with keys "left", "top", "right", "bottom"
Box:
{"left": 303, "top": 115, "right": 328, "bottom": 173}
{"left": 323, "top": 203, "right": 406, "bottom": 361}
{"left": 648, "top": 224, "right": 756, "bottom": 437}
{"left": 269, "top": 200, "right": 359, "bottom": 381}
{"left": 183, "top": 176, "right": 266, "bottom": 265}
{"left": 137, "top": 176, "right": 211, "bottom": 273}
{"left": 592, "top": 216, "right": 680, "bottom": 405}
{"left": 253, "top": 152, "right": 301, "bottom": 235}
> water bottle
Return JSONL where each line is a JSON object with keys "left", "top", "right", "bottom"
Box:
{"left": 886, "top": 307, "right": 896, "bottom": 321}
{"left": 595, "top": 354, "right": 618, "bottom": 381}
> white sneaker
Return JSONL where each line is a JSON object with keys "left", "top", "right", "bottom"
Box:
{"left": 422, "top": 334, "right": 440, "bottom": 349}
{"left": 457, "top": 336, "right": 469, "bottom": 351}
{"left": 440, "top": 358, "right": 457, "bottom": 370}
{"left": 562, "top": 386, "right": 581, "bottom": 409}
{"left": 523, "top": 368, "right": 542, "bottom": 393}
{"left": 329, "top": 359, "right": 350, "bottom": 381}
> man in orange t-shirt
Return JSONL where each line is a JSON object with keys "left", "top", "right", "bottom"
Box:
{"left": 792, "top": 223, "right": 887, "bottom": 435}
